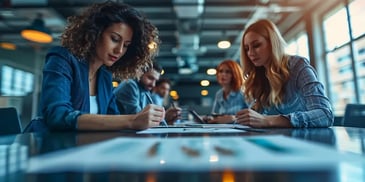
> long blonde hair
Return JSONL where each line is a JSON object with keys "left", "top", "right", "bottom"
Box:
{"left": 240, "top": 19, "right": 290, "bottom": 111}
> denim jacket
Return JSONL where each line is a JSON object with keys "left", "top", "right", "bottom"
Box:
{"left": 40, "top": 46, "right": 120, "bottom": 131}
{"left": 262, "top": 56, "right": 334, "bottom": 127}
{"left": 212, "top": 89, "right": 248, "bottom": 115}
{"left": 113, "top": 79, "right": 151, "bottom": 114}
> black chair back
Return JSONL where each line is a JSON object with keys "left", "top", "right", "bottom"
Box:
{"left": 0, "top": 107, "right": 22, "bottom": 135}
{"left": 342, "top": 104, "right": 365, "bottom": 128}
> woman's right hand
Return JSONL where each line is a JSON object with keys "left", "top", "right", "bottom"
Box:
{"left": 131, "top": 104, "right": 165, "bottom": 130}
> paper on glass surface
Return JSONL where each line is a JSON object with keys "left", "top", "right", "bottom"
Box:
{"left": 183, "top": 123, "right": 250, "bottom": 128}
{"left": 137, "top": 127, "right": 246, "bottom": 134}
{"left": 27, "top": 135, "right": 365, "bottom": 173}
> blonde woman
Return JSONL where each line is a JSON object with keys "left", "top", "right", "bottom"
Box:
{"left": 235, "top": 19, "right": 333, "bottom": 128}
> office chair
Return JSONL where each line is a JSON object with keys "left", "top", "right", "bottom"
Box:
{"left": 0, "top": 107, "right": 22, "bottom": 135}
{"left": 342, "top": 104, "right": 365, "bottom": 128}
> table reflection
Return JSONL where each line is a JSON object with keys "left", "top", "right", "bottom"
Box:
{"left": 0, "top": 135, "right": 28, "bottom": 178}
{"left": 1, "top": 126, "right": 364, "bottom": 182}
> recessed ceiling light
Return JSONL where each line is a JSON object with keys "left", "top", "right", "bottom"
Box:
{"left": 206, "top": 68, "right": 216, "bottom": 75}
{"left": 217, "top": 40, "right": 231, "bottom": 49}
{"left": 200, "top": 80, "right": 210, "bottom": 86}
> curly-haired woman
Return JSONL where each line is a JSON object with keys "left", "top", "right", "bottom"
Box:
{"left": 236, "top": 19, "right": 333, "bottom": 128}
{"left": 40, "top": 1, "right": 163, "bottom": 131}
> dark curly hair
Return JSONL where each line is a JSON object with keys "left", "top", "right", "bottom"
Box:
{"left": 61, "top": 1, "right": 160, "bottom": 79}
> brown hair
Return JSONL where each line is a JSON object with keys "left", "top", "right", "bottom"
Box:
{"left": 61, "top": 1, "right": 160, "bottom": 79}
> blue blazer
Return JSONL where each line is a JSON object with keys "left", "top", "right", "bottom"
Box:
{"left": 40, "top": 46, "right": 120, "bottom": 131}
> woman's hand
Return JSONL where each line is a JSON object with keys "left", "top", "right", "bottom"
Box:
{"left": 235, "top": 109, "right": 292, "bottom": 128}
{"left": 132, "top": 104, "right": 165, "bottom": 130}
{"left": 235, "top": 108, "right": 268, "bottom": 128}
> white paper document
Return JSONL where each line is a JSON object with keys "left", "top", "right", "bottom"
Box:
{"left": 137, "top": 123, "right": 261, "bottom": 134}
{"left": 27, "top": 135, "right": 365, "bottom": 173}
{"left": 137, "top": 127, "right": 246, "bottom": 134}
{"left": 184, "top": 123, "right": 249, "bottom": 128}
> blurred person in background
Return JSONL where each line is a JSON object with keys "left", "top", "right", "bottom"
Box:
{"left": 114, "top": 62, "right": 181, "bottom": 125}
{"left": 204, "top": 59, "right": 248, "bottom": 124}
{"left": 151, "top": 78, "right": 171, "bottom": 107}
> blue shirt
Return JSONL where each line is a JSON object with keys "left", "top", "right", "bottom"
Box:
{"left": 41, "top": 46, "right": 120, "bottom": 131}
{"left": 151, "top": 92, "right": 164, "bottom": 106}
{"left": 212, "top": 89, "right": 248, "bottom": 115}
{"left": 113, "top": 79, "right": 151, "bottom": 114}
{"left": 262, "top": 56, "right": 334, "bottom": 127}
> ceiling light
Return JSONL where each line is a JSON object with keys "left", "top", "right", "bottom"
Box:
{"left": 179, "top": 67, "right": 193, "bottom": 75}
{"left": 217, "top": 40, "right": 231, "bottom": 49}
{"left": 170, "top": 90, "right": 179, "bottom": 100}
{"left": 200, "top": 80, "right": 210, "bottom": 86}
{"left": 170, "top": 90, "right": 178, "bottom": 97}
{"left": 217, "top": 31, "right": 231, "bottom": 49}
{"left": 206, "top": 68, "right": 216, "bottom": 75}
{"left": 172, "top": 95, "right": 179, "bottom": 100}
{"left": 201, "top": 90, "right": 208, "bottom": 96}
{"left": 0, "top": 42, "right": 16, "bottom": 50}
{"left": 21, "top": 13, "right": 53, "bottom": 44}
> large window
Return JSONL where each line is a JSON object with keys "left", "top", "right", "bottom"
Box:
{"left": 1, "top": 65, "right": 34, "bottom": 96}
{"left": 286, "top": 33, "right": 309, "bottom": 59}
{"left": 323, "top": 8, "right": 350, "bottom": 51}
{"left": 350, "top": 0, "right": 365, "bottom": 103}
{"left": 349, "top": 0, "right": 365, "bottom": 39}
{"left": 323, "top": 0, "right": 365, "bottom": 115}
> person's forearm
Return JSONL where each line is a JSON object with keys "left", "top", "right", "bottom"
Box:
{"left": 264, "top": 115, "right": 293, "bottom": 128}
{"left": 215, "top": 115, "right": 235, "bottom": 123}
{"left": 77, "top": 114, "right": 134, "bottom": 130}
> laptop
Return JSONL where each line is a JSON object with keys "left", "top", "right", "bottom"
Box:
{"left": 188, "top": 109, "right": 206, "bottom": 124}
{"left": 0, "top": 107, "right": 22, "bottom": 135}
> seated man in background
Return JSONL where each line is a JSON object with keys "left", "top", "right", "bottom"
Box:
{"left": 151, "top": 78, "right": 171, "bottom": 107}
{"left": 114, "top": 62, "right": 181, "bottom": 125}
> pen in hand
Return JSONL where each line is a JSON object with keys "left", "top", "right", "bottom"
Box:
{"left": 171, "top": 102, "right": 176, "bottom": 108}
{"left": 146, "top": 93, "right": 168, "bottom": 127}
{"left": 146, "top": 93, "right": 154, "bottom": 105}
{"left": 233, "top": 99, "right": 256, "bottom": 125}
{"left": 248, "top": 99, "right": 256, "bottom": 109}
